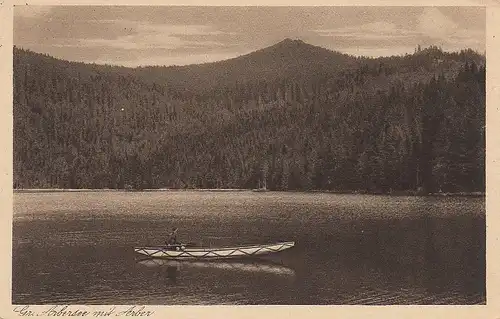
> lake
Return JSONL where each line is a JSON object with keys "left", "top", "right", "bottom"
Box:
{"left": 12, "top": 191, "right": 485, "bottom": 305}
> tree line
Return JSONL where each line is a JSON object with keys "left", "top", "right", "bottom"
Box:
{"left": 13, "top": 46, "right": 485, "bottom": 193}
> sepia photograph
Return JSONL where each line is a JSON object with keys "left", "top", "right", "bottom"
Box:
{"left": 11, "top": 5, "right": 486, "bottom": 305}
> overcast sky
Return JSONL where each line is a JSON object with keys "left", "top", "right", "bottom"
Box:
{"left": 14, "top": 6, "right": 485, "bottom": 67}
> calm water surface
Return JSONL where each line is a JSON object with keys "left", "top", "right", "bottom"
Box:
{"left": 12, "top": 191, "right": 485, "bottom": 305}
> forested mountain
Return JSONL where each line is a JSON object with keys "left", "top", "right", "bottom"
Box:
{"left": 13, "top": 40, "right": 485, "bottom": 193}
{"left": 134, "top": 39, "right": 359, "bottom": 92}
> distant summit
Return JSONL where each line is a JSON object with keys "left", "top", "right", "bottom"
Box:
{"left": 274, "top": 38, "right": 307, "bottom": 46}
{"left": 255, "top": 38, "right": 345, "bottom": 58}
{"left": 130, "top": 38, "right": 359, "bottom": 90}
{"left": 14, "top": 40, "right": 485, "bottom": 94}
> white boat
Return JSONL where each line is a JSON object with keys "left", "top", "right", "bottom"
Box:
{"left": 134, "top": 241, "right": 295, "bottom": 259}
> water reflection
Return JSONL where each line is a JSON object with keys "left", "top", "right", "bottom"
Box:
{"left": 137, "top": 258, "right": 296, "bottom": 277}
{"left": 166, "top": 266, "right": 178, "bottom": 284}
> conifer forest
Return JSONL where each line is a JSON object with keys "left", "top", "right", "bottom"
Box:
{"left": 13, "top": 40, "right": 485, "bottom": 193}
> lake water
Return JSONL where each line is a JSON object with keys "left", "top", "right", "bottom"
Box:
{"left": 12, "top": 191, "right": 485, "bottom": 305}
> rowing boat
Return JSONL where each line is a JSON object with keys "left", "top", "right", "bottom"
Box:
{"left": 134, "top": 241, "right": 295, "bottom": 259}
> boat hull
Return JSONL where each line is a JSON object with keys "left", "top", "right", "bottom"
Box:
{"left": 134, "top": 241, "right": 295, "bottom": 259}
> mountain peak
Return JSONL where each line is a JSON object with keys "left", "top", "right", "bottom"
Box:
{"left": 277, "top": 38, "right": 307, "bottom": 46}
{"left": 261, "top": 38, "right": 323, "bottom": 54}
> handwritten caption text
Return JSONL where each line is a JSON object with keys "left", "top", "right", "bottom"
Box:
{"left": 13, "top": 305, "right": 155, "bottom": 317}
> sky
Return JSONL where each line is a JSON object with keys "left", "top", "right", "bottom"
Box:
{"left": 14, "top": 6, "right": 485, "bottom": 67}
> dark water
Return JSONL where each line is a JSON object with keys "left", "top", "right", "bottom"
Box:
{"left": 12, "top": 191, "right": 485, "bottom": 305}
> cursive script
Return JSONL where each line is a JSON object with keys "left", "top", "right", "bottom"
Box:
{"left": 13, "top": 306, "right": 155, "bottom": 317}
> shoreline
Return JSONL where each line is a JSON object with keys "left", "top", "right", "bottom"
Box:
{"left": 13, "top": 188, "right": 485, "bottom": 197}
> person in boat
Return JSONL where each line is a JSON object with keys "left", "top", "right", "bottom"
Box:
{"left": 166, "top": 227, "right": 179, "bottom": 250}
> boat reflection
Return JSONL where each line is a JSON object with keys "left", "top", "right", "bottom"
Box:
{"left": 137, "top": 258, "right": 295, "bottom": 276}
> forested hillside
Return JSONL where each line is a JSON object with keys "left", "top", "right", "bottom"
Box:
{"left": 13, "top": 40, "right": 485, "bottom": 193}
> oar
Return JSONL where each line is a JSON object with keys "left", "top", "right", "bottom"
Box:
{"left": 183, "top": 242, "right": 200, "bottom": 247}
